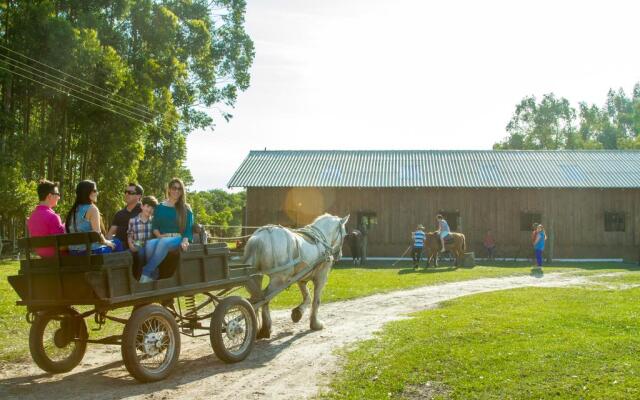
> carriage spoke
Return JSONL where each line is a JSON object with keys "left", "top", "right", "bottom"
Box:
{"left": 41, "top": 315, "right": 78, "bottom": 362}
{"left": 133, "top": 315, "right": 175, "bottom": 373}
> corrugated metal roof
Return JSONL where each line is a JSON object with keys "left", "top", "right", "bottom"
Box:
{"left": 227, "top": 150, "right": 640, "bottom": 188}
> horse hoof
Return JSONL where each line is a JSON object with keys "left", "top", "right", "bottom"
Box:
{"left": 257, "top": 327, "right": 271, "bottom": 339}
{"left": 310, "top": 320, "right": 325, "bottom": 331}
{"left": 291, "top": 308, "right": 303, "bottom": 323}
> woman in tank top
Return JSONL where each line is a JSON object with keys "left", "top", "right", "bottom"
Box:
{"left": 65, "top": 180, "right": 123, "bottom": 254}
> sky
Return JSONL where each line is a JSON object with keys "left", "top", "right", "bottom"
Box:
{"left": 186, "top": 0, "right": 640, "bottom": 191}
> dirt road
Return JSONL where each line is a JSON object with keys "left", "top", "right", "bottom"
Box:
{"left": 0, "top": 272, "right": 617, "bottom": 400}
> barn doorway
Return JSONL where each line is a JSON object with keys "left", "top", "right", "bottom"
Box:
{"left": 356, "top": 211, "right": 377, "bottom": 262}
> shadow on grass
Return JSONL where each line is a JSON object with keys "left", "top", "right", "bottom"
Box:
{"left": 397, "top": 266, "right": 458, "bottom": 275}
{"left": 335, "top": 259, "right": 640, "bottom": 272}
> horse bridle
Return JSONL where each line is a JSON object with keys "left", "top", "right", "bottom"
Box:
{"left": 303, "top": 222, "right": 346, "bottom": 263}
{"left": 328, "top": 223, "right": 345, "bottom": 261}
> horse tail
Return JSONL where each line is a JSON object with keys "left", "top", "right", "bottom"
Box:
{"left": 242, "top": 234, "right": 262, "bottom": 268}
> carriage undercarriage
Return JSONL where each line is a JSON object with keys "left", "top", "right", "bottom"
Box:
{"left": 29, "top": 291, "right": 259, "bottom": 382}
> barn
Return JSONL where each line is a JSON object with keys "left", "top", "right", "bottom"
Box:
{"left": 228, "top": 150, "right": 640, "bottom": 261}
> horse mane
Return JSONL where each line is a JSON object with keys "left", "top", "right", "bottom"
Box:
{"left": 310, "top": 213, "right": 333, "bottom": 225}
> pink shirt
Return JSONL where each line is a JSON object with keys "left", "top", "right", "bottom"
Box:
{"left": 27, "top": 205, "right": 66, "bottom": 257}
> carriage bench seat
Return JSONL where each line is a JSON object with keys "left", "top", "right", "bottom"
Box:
{"left": 9, "top": 232, "right": 133, "bottom": 308}
{"left": 9, "top": 234, "right": 256, "bottom": 310}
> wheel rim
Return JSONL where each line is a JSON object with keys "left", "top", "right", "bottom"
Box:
{"left": 42, "top": 315, "right": 79, "bottom": 363}
{"left": 134, "top": 315, "right": 176, "bottom": 374}
{"left": 222, "top": 305, "right": 252, "bottom": 356}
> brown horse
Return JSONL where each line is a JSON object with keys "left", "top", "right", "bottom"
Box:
{"left": 424, "top": 231, "right": 466, "bottom": 267}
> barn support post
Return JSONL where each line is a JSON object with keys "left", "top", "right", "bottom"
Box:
{"left": 546, "top": 220, "right": 554, "bottom": 263}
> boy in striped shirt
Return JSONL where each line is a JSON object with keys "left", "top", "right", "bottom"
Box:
{"left": 128, "top": 196, "right": 158, "bottom": 272}
{"left": 412, "top": 224, "right": 426, "bottom": 269}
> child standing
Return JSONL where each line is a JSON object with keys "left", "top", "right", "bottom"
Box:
{"left": 411, "top": 224, "right": 426, "bottom": 268}
{"left": 533, "top": 224, "right": 547, "bottom": 268}
{"left": 128, "top": 196, "right": 159, "bottom": 274}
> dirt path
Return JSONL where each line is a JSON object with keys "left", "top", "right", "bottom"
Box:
{"left": 0, "top": 272, "right": 621, "bottom": 400}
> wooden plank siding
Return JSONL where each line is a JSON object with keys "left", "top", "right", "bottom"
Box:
{"left": 245, "top": 187, "right": 640, "bottom": 260}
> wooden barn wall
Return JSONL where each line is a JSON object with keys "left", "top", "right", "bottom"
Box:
{"left": 246, "top": 187, "right": 640, "bottom": 260}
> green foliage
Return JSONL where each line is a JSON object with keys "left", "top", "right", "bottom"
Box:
{"left": 188, "top": 189, "right": 245, "bottom": 227}
{"left": 495, "top": 85, "right": 640, "bottom": 150}
{"left": 0, "top": 0, "right": 254, "bottom": 238}
{"left": 324, "top": 279, "right": 640, "bottom": 399}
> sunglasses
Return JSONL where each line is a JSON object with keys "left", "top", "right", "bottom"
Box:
{"left": 124, "top": 190, "right": 139, "bottom": 195}
{"left": 170, "top": 185, "right": 183, "bottom": 191}
{"left": 50, "top": 192, "right": 61, "bottom": 197}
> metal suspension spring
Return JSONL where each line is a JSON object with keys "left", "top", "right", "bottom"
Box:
{"left": 184, "top": 295, "right": 197, "bottom": 319}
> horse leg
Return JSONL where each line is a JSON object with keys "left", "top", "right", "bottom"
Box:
{"left": 257, "top": 274, "right": 288, "bottom": 339}
{"left": 257, "top": 301, "right": 272, "bottom": 339}
{"left": 291, "top": 280, "right": 311, "bottom": 323}
{"left": 310, "top": 263, "right": 330, "bottom": 331}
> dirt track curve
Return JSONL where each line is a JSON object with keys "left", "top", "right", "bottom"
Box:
{"left": 0, "top": 272, "right": 618, "bottom": 400}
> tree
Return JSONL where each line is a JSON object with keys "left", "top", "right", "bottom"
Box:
{"left": 0, "top": 0, "right": 254, "bottom": 239}
{"left": 495, "top": 86, "right": 640, "bottom": 150}
{"left": 494, "top": 94, "right": 576, "bottom": 150}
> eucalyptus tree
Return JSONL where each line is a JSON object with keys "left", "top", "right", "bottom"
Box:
{"left": 0, "top": 0, "right": 254, "bottom": 239}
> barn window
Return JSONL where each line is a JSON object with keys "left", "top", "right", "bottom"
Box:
{"left": 357, "top": 211, "right": 377, "bottom": 233}
{"left": 438, "top": 211, "right": 459, "bottom": 231}
{"left": 604, "top": 212, "right": 625, "bottom": 232}
{"left": 520, "top": 212, "right": 541, "bottom": 231}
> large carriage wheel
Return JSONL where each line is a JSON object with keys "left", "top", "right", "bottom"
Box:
{"left": 121, "top": 304, "right": 180, "bottom": 382}
{"left": 29, "top": 307, "right": 88, "bottom": 373}
{"left": 210, "top": 296, "right": 257, "bottom": 363}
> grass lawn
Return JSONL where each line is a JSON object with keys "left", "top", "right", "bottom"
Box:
{"left": 323, "top": 284, "right": 640, "bottom": 399}
{"left": 1, "top": 259, "right": 636, "bottom": 364}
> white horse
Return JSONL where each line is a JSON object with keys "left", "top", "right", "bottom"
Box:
{"left": 242, "top": 213, "right": 349, "bottom": 338}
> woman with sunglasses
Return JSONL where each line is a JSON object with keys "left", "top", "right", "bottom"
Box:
{"left": 139, "top": 178, "right": 193, "bottom": 283}
{"left": 65, "top": 180, "right": 123, "bottom": 254}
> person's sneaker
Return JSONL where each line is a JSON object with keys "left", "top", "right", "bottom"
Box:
{"left": 139, "top": 275, "right": 153, "bottom": 283}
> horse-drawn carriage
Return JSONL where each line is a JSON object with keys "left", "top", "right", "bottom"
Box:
{"left": 7, "top": 213, "right": 349, "bottom": 383}
{"left": 8, "top": 231, "right": 265, "bottom": 382}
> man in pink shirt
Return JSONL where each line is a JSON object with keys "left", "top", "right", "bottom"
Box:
{"left": 27, "top": 180, "right": 65, "bottom": 257}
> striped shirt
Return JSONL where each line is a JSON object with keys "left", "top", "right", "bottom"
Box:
{"left": 127, "top": 215, "right": 153, "bottom": 246}
{"left": 413, "top": 230, "right": 426, "bottom": 248}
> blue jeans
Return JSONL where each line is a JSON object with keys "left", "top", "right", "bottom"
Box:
{"left": 70, "top": 238, "right": 125, "bottom": 255}
{"left": 141, "top": 237, "right": 182, "bottom": 279}
{"left": 132, "top": 244, "right": 146, "bottom": 268}
{"left": 535, "top": 249, "right": 543, "bottom": 266}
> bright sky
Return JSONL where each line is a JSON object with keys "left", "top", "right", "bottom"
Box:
{"left": 186, "top": 0, "right": 640, "bottom": 191}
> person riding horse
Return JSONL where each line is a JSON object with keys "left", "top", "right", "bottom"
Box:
{"left": 436, "top": 214, "right": 450, "bottom": 252}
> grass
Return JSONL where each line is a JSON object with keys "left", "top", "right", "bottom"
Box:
{"left": 322, "top": 283, "right": 640, "bottom": 399}
{"left": 1, "top": 259, "right": 637, "bottom": 364}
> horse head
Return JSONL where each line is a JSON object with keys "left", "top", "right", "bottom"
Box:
{"left": 309, "top": 213, "right": 350, "bottom": 261}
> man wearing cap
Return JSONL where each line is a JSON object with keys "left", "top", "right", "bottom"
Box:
{"left": 107, "top": 183, "right": 143, "bottom": 244}
{"left": 411, "top": 224, "right": 426, "bottom": 269}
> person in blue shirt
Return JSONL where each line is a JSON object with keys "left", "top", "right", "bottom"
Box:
{"left": 139, "top": 178, "right": 193, "bottom": 283}
{"left": 65, "top": 180, "right": 124, "bottom": 254}
{"left": 411, "top": 224, "right": 426, "bottom": 268}
{"left": 436, "top": 214, "right": 450, "bottom": 253}
{"left": 533, "top": 224, "right": 547, "bottom": 267}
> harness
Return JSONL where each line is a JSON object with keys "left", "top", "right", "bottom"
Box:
{"left": 256, "top": 223, "right": 345, "bottom": 276}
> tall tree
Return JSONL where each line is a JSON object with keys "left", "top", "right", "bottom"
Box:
{"left": 0, "top": 0, "right": 254, "bottom": 240}
{"left": 494, "top": 94, "right": 576, "bottom": 150}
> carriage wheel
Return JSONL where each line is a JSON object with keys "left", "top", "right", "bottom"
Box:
{"left": 29, "top": 307, "right": 88, "bottom": 373}
{"left": 210, "top": 296, "right": 257, "bottom": 363}
{"left": 121, "top": 304, "right": 180, "bottom": 382}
